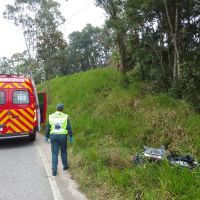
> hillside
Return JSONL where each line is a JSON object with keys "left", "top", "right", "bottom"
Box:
{"left": 39, "top": 67, "right": 200, "bottom": 200}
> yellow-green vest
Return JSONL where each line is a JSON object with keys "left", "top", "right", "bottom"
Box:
{"left": 49, "top": 111, "right": 68, "bottom": 134}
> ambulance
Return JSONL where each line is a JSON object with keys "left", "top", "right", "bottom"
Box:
{"left": 0, "top": 74, "right": 46, "bottom": 141}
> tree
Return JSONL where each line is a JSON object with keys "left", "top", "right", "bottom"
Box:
{"left": 65, "top": 24, "right": 112, "bottom": 73}
{"left": 35, "top": 0, "right": 67, "bottom": 102}
{"left": 0, "top": 57, "right": 13, "bottom": 74}
{"left": 3, "top": 0, "right": 66, "bottom": 82}
{"left": 123, "top": 0, "right": 199, "bottom": 86}
{"left": 96, "top": 0, "right": 130, "bottom": 74}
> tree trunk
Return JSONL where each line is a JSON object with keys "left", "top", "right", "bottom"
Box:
{"left": 117, "top": 31, "right": 127, "bottom": 74}
{"left": 164, "top": 0, "right": 181, "bottom": 82}
{"left": 175, "top": 2, "right": 180, "bottom": 78}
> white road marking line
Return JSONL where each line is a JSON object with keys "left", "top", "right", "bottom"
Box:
{"left": 36, "top": 143, "right": 64, "bottom": 200}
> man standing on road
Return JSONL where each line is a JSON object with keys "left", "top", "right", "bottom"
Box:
{"left": 45, "top": 103, "right": 74, "bottom": 176}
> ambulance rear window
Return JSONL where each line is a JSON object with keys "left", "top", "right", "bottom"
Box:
{"left": 0, "top": 91, "right": 5, "bottom": 104}
{"left": 13, "top": 90, "right": 29, "bottom": 104}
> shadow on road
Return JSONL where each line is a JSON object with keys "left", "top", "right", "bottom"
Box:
{"left": 0, "top": 138, "right": 35, "bottom": 149}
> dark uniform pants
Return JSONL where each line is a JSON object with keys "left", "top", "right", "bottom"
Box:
{"left": 50, "top": 134, "right": 68, "bottom": 172}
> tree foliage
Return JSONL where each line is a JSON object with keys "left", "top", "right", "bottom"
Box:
{"left": 36, "top": 0, "right": 67, "bottom": 80}
{"left": 3, "top": 0, "right": 66, "bottom": 81}
{"left": 1, "top": 0, "right": 199, "bottom": 107}
{"left": 64, "top": 24, "right": 112, "bottom": 73}
{"left": 95, "top": 0, "right": 199, "bottom": 107}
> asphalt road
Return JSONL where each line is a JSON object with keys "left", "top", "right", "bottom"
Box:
{"left": 0, "top": 134, "right": 87, "bottom": 200}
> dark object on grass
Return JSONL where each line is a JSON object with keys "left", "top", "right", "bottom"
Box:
{"left": 133, "top": 146, "right": 199, "bottom": 170}
{"left": 167, "top": 154, "right": 199, "bottom": 169}
{"left": 133, "top": 154, "right": 145, "bottom": 165}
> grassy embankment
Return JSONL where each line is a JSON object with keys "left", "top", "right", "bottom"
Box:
{"left": 38, "top": 67, "right": 200, "bottom": 200}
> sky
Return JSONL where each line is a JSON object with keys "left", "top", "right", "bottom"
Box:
{"left": 0, "top": 0, "right": 106, "bottom": 58}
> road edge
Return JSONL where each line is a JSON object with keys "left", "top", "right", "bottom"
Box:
{"left": 36, "top": 133, "right": 87, "bottom": 200}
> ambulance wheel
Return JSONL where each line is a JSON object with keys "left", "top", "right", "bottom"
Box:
{"left": 29, "top": 133, "right": 36, "bottom": 142}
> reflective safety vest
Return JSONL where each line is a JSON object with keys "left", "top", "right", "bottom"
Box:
{"left": 49, "top": 111, "right": 68, "bottom": 134}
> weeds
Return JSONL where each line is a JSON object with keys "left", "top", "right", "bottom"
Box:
{"left": 39, "top": 67, "right": 200, "bottom": 200}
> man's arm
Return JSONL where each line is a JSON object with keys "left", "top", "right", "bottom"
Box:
{"left": 67, "top": 118, "right": 73, "bottom": 136}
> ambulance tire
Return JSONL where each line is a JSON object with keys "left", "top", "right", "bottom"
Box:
{"left": 29, "top": 133, "right": 36, "bottom": 142}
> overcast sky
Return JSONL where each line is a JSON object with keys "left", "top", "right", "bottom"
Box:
{"left": 0, "top": 0, "right": 106, "bottom": 58}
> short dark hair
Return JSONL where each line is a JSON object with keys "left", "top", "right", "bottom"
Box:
{"left": 56, "top": 103, "right": 64, "bottom": 111}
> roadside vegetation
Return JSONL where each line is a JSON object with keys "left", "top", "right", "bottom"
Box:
{"left": 1, "top": 1, "right": 199, "bottom": 198}
{"left": 38, "top": 67, "right": 200, "bottom": 200}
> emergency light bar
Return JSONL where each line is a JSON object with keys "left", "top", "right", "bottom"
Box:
{"left": 0, "top": 78, "right": 26, "bottom": 82}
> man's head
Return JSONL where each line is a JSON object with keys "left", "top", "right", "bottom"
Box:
{"left": 56, "top": 103, "right": 64, "bottom": 111}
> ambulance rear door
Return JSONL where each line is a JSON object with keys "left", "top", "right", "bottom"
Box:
{"left": 37, "top": 92, "right": 47, "bottom": 125}
{"left": 0, "top": 88, "right": 9, "bottom": 134}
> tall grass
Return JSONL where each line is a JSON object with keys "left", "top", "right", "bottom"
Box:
{"left": 38, "top": 67, "right": 200, "bottom": 200}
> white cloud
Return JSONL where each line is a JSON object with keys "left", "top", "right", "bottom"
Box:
{"left": 0, "top": 0, "right": 105, "bottom": 58}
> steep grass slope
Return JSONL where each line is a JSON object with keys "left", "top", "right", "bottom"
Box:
{"left": 39, "top": 67, "right": 200, "bottom": 200}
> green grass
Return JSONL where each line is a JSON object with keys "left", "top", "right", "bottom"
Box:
{"left": 38, "top": 67, "right": 200, "bottom": 200}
